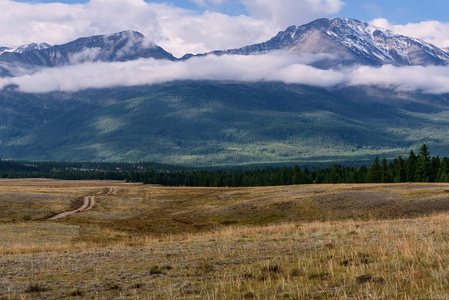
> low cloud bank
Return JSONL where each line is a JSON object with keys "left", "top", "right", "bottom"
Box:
{"left": 1, "top": 53, "right": 449, "bottom": 94}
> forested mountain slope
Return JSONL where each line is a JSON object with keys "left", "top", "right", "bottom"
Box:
{"left": 1, "top": 81, "right": 449, "bottom": 166}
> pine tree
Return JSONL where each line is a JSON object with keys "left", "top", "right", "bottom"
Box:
{"left": 366, "top": 157, "right": 381, "bottom": 183}
{"left": 437, "top": 157, "right": 449, "bottom": 182}
{"left": 430, "top": 156, "right": 440, "bottom": 182}
{"left": 405, "top": 151, "right": 417, "bottom": 182}
{"left": 393, "top": 156, "right": 406, "bottom": 183}
{"left": 416, "top": 144, "right": 431, "bottom": 182}
{"left": 292, "top": 165, "right": 302, "bottom": 184}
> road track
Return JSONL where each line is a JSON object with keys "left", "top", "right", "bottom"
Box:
{"left": 48, "top": 188, "right": 115, "bottom": 220}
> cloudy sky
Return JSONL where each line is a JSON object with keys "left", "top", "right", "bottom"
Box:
{"left": 1, "top": 0, "right": 449, "bottom": 93}
{"left": 3, "top": 0, "right": 449, "bottom": 55}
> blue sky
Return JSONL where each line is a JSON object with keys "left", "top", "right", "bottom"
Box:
{"left": 340, "top": 0, "right": 449, "bottom": 24}
{"left": 12, "top": 0, "right": 449, "bottom": 24}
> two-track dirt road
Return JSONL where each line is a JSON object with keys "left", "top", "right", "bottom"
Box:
{"left": 48, "top": 188, "right": 115, "bottom": 220}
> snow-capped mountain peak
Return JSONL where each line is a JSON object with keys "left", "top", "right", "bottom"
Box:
{"left": 0, "top": 31, "right": 175, "bottom": 73}
{"left": 0, "top": 43, "right": 51, "bottom": 55}
{"left": 1, "top": 17, "right": 449, "bottom": 77}
{"left": 317, "top": 18, "right": 448, "bottom": 66}
{"left": 0, "top": 47, "right": 11, "bottom": 55}
{"left": 206, "top": 17, "right": 449, "bottom": 68}
{"left": 14, "top": 43, "right": 52, "bottom": 53}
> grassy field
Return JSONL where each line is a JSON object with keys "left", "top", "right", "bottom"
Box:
{"left": 2, "top": 179, "right": 449, "bottom": 298}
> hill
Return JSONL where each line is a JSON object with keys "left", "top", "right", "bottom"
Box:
{"left": 1, "top": 81, "right": 449, "bottom": 166}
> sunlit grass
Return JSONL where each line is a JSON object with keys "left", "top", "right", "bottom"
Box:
{"left": 3, "top": 179, "right": 449, "bottom": 298}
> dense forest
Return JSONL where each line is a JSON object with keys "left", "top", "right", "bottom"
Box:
{"left": 1, "top": 145, "right": 448, "bottom": 187}
{"left": 0, "top": 161, "right": 182, "bottom": 181}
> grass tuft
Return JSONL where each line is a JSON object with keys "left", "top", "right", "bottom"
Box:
{"left": 24, "top": 282, "right": 47, "bottom": 293}
{"left": 69, "top": 289, "right": 84, "bottom": 296}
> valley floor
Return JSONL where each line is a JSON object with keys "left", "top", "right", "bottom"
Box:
{"left": 2, "top": 179, "right": 449, "bottom": 298}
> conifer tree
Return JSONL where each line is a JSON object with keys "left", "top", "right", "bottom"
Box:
{"left": 405, "top": 151, "right": 417, "bottom": 182}
{"left": 366, "top": 157, "right": 381, "bottom": 183}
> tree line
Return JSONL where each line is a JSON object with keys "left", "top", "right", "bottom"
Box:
{"left": 129, "top": 144, "right": 449, "bottom": 186}
{"left": 1, "top": 145, "right": 448, "bottom": 187}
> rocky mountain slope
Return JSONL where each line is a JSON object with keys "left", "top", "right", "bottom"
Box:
{"left": 0, "top": 31, "right": 175, "bottom": 71}
{"left": 2, "top": 17, "right": 449, "bottom": 74}
{"left": 189, "top": 18, "right": 449, "bottom": 68}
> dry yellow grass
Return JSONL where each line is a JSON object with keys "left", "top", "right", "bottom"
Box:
{"left": 2, "top": 179, "right": 449, "bottom": 298}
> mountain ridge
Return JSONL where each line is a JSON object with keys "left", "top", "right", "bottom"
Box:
{"left": 0, "top": 31, "right": 175, "bottom": 72}
{"left": 190, "top": 18, "right": 449, "bottom": 67}
{"left": 2, "top": 17, "right": 449, "bottom": 76}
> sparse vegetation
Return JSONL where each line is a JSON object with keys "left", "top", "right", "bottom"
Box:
{"left": 2, "top": 179, "right": 449, "bottom": 298}
{"left": 24, "top": 282, "right": 48, "bottom": 293}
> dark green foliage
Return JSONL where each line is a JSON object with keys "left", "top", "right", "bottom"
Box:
{"left": 366, "top": 157, "right": 381, "bottom": 183}
{"left": 437, "top": 157, "right": 449, "bottom": 182}
{"left": 0, "top": 159, "right": 183, "bottom": 180}
{"left": 2, "top": 82, "right": 449, "bottom": 166}
{"left": 394, "top": 156, "right": 406, "bottom": 183}
{"left": 405, "top": 151, "right": 417, "bottom": 182}
{"left": 416, "top": 144, "right": 431, "bottom": 182}
{"left": 1, "top": 145, "right": 447, "bottom": 187}
{"left": 381, "top": 158, "right": 393, "bottom": 183}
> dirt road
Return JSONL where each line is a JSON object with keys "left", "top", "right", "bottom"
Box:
{"left": 49, "top": 188, "right": 115, "bottom": 220}
{"left": 104, "top": 188, "right": 117, "bottom": 196}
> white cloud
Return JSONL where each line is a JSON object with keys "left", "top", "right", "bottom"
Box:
{"left": 156, "top": 11, "right": 270, "bottom": 56}
{"left": 0, "top": 1, "right": 85, "bottom": 46}
{"left": 69, "top": 48, "right": 102, "bottom": 64}
{"left": 0, "top": 0, "right": 162, "bottom": 45}
{"left": 0, "top": 0, "right": 270, "bottom": 57}
{"left": 0, "top": 0, "right": 348, "bottom": 58}
{"left": 0, "top": 53, "right": 331, "bottom": 92}
{"left": 348, "top": 64, "right": 449, "bottom": 94}
{"left": 2, "top": 52, "right": 449, "bottom": 95}
{"left": 370, "top": 18, "right": 449, "bottom": 49}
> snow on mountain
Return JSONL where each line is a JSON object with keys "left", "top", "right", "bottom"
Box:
{"left": 0, "top": 46, "right": 12, "bottom": 55}
{"left": 13, "top": 43, "right": 52, "bottom": 53}
{"left": 0, "top": 43, "right": 51, "bottom": 55}
{"left": 0, "top": 31, "right": 175, "bottom": 71}
{"left": 202, "top": 18, "right": 449, "bottom": 68}
{"left": 1, "top": 17, "right": 449, "bottom": 78}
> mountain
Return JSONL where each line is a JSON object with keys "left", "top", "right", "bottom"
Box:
{"left": 187, "top": 18, "right": 449, "bottom": 68}
{"left": 2, "top": 18, "right": 449, "bottom": 166}
{"left": 0, "top": 64, "right": 11, "bottom": 77}
{"left": 1, "top": 81, "right": 449, "bottom": 166}
{"left": 2, "top": 17, "right": 449, "bottom": 74}
{"left": 0, "top": 31, "right": 175, "bottom": 70}
{"left": 0, "top": 43, "right": 51, "bottom": 55}
{"left": 2, "top": 18, "right": 448, "bottom": 74}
